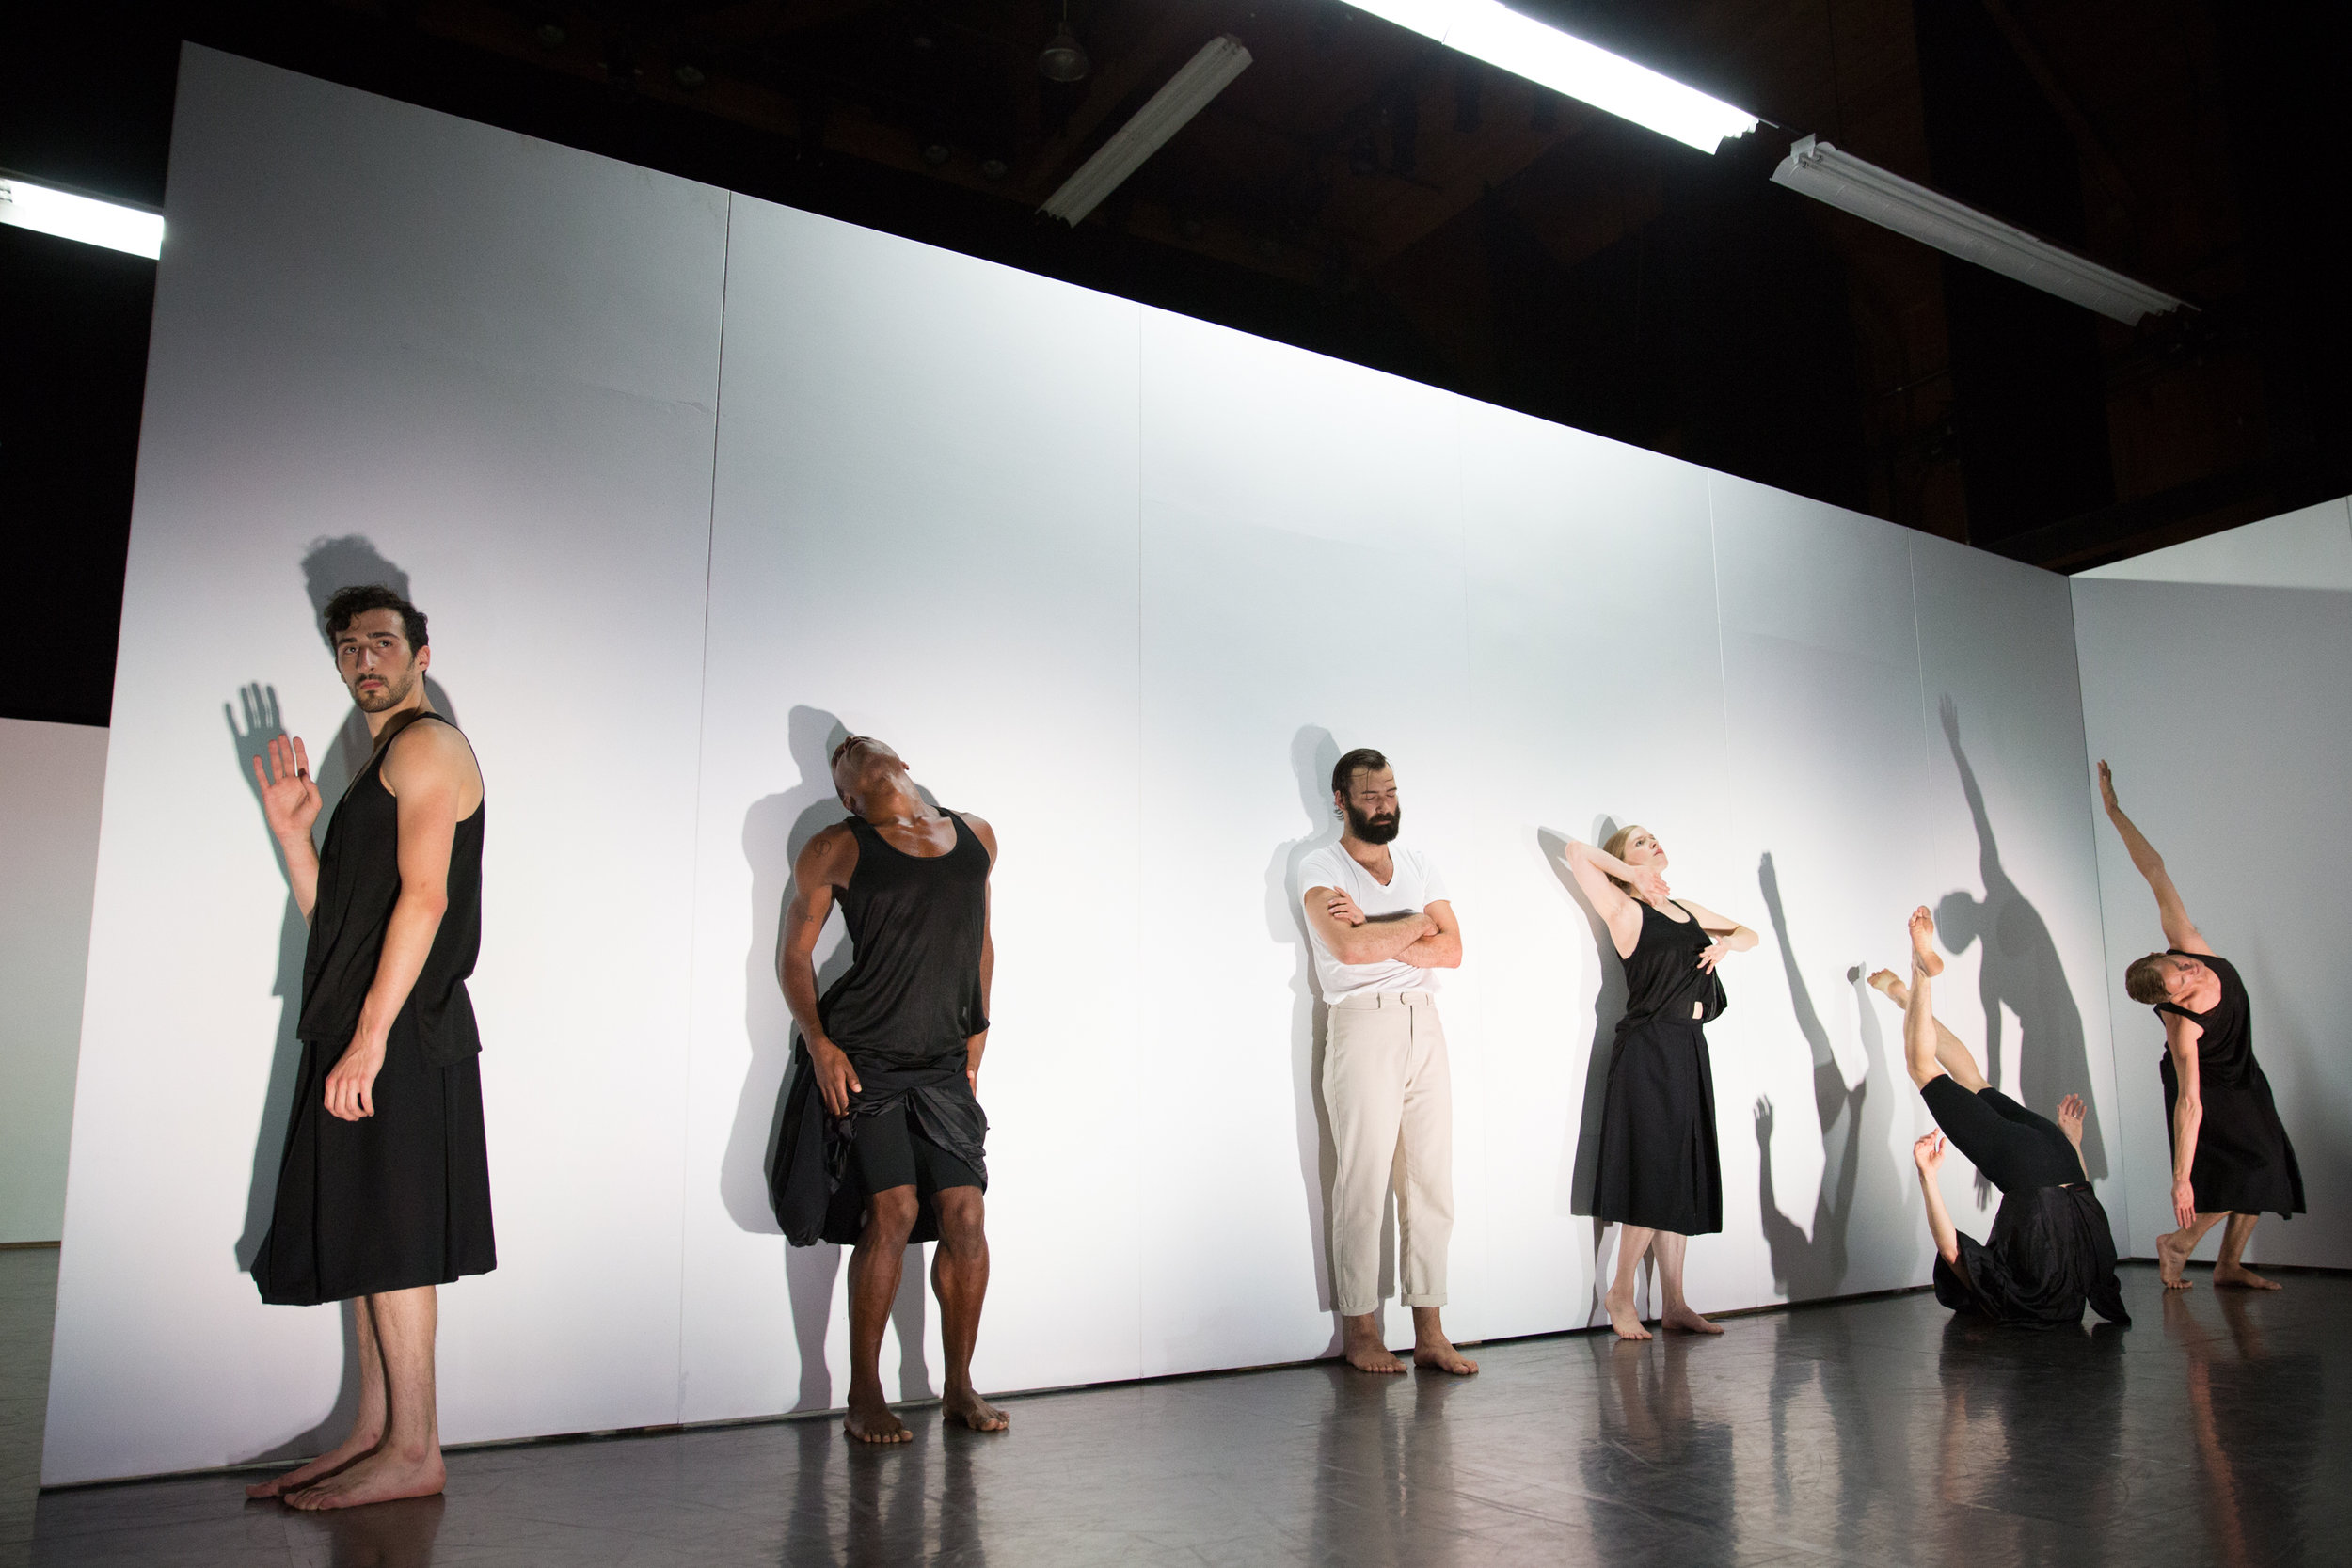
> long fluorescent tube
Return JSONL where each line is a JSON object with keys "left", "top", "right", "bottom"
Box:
{"left": 1338, "top": 2, "right": 1757, "bottom": 154}
{"left": 0, "top": 170, "right": 163, "bottom": 260}
{"left": 1042, "top": 35, "right": 1252, "bottom": 226}
{"left": 1771, "top": 136, "right": 2185, "bottom": 324}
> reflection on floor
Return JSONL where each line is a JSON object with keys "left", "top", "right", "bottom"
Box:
{"left": 22, "top": 1263, "right": 2352, "bottom": 1566}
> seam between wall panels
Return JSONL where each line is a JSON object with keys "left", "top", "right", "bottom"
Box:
{"left": 1135, "top": 303, "right": 1145, "bottom": 1386}
{"left": 2065, "top": 578, "right": 2135, "bottom": 1248}
{"left": 1699, "top": 478, "right": 1752, "bottom": 1312}
{"left": 675, "top": 190, "right": 734, "bottom": 1425}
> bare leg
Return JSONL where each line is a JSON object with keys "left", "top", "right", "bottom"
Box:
{"left": 248, "top": 1298, "right": 387, "bottom": 1499}
{"left": 1653, "top": 1232, "right": 1722, "bottom": 1334}
{"left": 2158, "top": 1212, "right": 2226, "bottom": 1288}
{"left": 1605, "top": 1225, "right": 1655, "bottom": 1340}
{"left": 285, "top": 1287, "right": 445, "bottom": 1510}
{"left": 1410, "top": 1307, "right": 1477, "bottom": 1374}
{"left": 1341, "top": 1311, "right": 1408, "bottom": 1373}
{"left": 844, "top": 1189, "right": 918, "bottom": 1442}
{"left": 2212, "top": 1212, "right": 2280, "bottom": 1290}
{"left": 931, "top": 1188, "right": 1009, "bottom": 1430}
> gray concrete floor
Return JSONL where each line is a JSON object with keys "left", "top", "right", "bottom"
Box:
{"left": 14, "top": 1261, "right": 2352, "bottom": 1565}
{"left": 0, "top": 1246, "right": 60, "bottom": 1568}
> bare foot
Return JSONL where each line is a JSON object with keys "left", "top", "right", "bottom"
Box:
{"left": 246, "top": 1430, "right": 380, "bottom": 1499}
{"left": 1661, "top": 1306, "right": 1724, "bottom": 1336}
{"left": 1908, "top": 907, "right": 1944, "bottom": 977}
{"left": 1865, "top": 967, "right": 1906, "bottom": 1005}
{"left": 2213, "top": 1264, "right": 2281, "bottom": 1291}
{"left": 1604, "top": 1287, "right": 1651, "bottom": 1341}
{"left": 2156, "top": 1229, "right": 2195, "bottom": 1289}
{"left": 943, "top": 1386, "right": 1009, "bottom": 1433}
{"left": 282, "top": 1447, "right": 444, "bottom": 1511}
{"left": 1413, "top": 1338, "right": 1479, "bottom": 1375}
{"left": 844, "top": 1391, "right": 912, "bottom": 1443}
{"left": 1341, "top": 1314, "right": 1408, "bottom": 1373}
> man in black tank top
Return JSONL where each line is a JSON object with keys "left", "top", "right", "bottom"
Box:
{"left": 243, "top": 585, "right": 492, "bottom": 1510}
{"left": 772, "top": 736, "right": 1007, "bottom": 1442}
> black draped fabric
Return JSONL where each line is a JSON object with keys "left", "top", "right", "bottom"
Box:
{"left": 769, "top": 808, "right": 992, "bottom": 1246}
{"left": 1933, "top": 1184, "right": 2130, "bottom": 1329}
{"left": 1592, "top": 900, "right": 1728, "bottom": 1235}
{"left": 2156, "top": 951, "right": 2304, "bottom": 1218}
{"left": 254, "top": 712, "right": 494, "bottom": 1305}
{"left": 771, "top": 1042, "right": 988, "bottom": 1246}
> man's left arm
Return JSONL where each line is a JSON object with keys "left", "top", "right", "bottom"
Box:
{"left": 325, "top": 723, "right": 470, "bottom": 1121}
{"left": 1397, "top": 899, "right": 1462, "bottom": 969}
{"left": 966, "top": 815, "right": 997, "bottom": 1092}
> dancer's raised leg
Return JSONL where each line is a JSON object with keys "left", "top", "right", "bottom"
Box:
{"left": 1606, "top": 1225, "right": 1656, "bottom": 1340}
{"left": 284, "top": 1286, "right": 445, "bottom": 1510}
{"left": 247, "top": 1298, "right": 388, "bottom": 1499}
{"left": 1651, "top": 1231, "right": 1722, "bottom": 1334}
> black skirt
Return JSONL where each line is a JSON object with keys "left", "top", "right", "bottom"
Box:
{"left": 2161, "top": 1052, "right": 2305, "bottom": 1219}
{"left": 1593, "top": 1016, "right": 1723, "bottom": 1235}
{"left": 252, "top": 1013, "right": 497, "bottom": 1306}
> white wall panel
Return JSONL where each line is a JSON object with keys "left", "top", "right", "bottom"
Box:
{"left": 1707, "top": 476, "right": 1941, "bottom": 1307}
{"left": 1135, "top": 309, "right": 1490, "bottom": 1371}
{"left": 0, "top": 720, "right": 109, "bottom": 1244}
{"left": 675, "top": 199, "right": 1144, "bottom": 1420}
{"left": 2074, "top": 568, "right": 2352, "bottom": 1265}
{"left": 1456, "top": 407, "right": 1728, "bottom": 1336}
{"left": 44, "top": 48, "right": 725, "bottom": 1483}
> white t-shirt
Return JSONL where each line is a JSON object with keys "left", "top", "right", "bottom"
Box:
{"left": 1295, "top": 842, "right": 1451, "bottom": 1003}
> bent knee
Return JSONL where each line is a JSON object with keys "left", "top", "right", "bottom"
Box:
{"left": 863, "top": 1186, "right": 919, "bottom": 1241}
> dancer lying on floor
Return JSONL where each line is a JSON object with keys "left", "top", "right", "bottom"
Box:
{"left": 1873, "top": 909, "right": 2128, "bottom": 1329}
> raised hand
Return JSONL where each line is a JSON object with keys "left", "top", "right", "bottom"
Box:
{"left": 1754, "top": 1095, "right": 1774, "bottom": 1141}
{"left": 2097, "top": 759, "right": 2120, "bottom": 815}
{"left": 1914, "top": 1131, "right": 1946, "bottom": 1174}
{"left": 253, "top": 732, "right": 322, "bottom": 846}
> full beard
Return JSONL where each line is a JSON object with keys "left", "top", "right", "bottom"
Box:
{"left": 1347, "top": 805, "right": 1401, "bottom": 845}
{"left": 351, "top": 672, "right": 417, "bottom": 713}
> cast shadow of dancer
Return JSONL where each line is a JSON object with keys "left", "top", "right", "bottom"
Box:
{"left": 726, "top": 705, "right": 931, "bottom": 1414}
{"left": 225, "top": 536, "right": 459, "bottom": 1465}
{"left": 1536, "top": 818, "right": 1635, "bottom": 1327}
{"left": 1753, "top": 851, "right": 1890, "bottom": 1301}
{"left": 1934, "top": 696, "right": 2105, "bottom": 1201}
{"left": 1264, "top": 724, "right": 1353, "bottom": 1351}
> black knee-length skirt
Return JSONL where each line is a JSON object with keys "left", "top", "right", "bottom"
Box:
{"left": 252, "top": 1014, "right": 497, "bottom": 1306}
{"left": 1593, "top": 1016, "right": 1723, "bottom": 1236}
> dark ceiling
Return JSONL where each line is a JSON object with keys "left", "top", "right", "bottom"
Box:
{"left": 6, "top": 0, "right": 2346, "bottom": 726}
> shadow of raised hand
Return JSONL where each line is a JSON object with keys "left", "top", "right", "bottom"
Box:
{"left": 226, "top": 682, "right": 285, "bottom": 813}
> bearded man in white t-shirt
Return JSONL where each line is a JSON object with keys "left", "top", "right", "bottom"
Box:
{"left": 1296, "top": 747, "right": 1477, "bottom": 1375}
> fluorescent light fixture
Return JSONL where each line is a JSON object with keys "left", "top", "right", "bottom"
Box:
{"left": 1042, "top": 35, "right": 1252, "bottom": 226}
{"left": 1772, "top": 135, "right": 2185, "bottom": 324}
{"left": 0, "top": 170, "right": 163, "bottom": 260}
{"left": 1338, "top": 1, "right": 1757, "bottom": 154}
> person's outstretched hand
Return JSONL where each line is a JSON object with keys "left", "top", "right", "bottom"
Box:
{"left": 2097, "top": 759, "right": 2121, "bottom": 815}
{"left": 1914, "top": 1131, "right": 1947, "bottom": 1174}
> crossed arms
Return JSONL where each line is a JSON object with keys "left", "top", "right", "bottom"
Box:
{"left": 1302, "top": 882, "right": 1462, "bottom": 970}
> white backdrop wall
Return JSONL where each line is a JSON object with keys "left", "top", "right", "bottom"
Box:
{"left": 0, "top": 719, "right": 109, "bottom": 1243}
{"left": 2074, "top": 497, "right": 2352, "bottom": 1265}
{"left": 47, "top": 47, "right": 2126, "bottom": 1482}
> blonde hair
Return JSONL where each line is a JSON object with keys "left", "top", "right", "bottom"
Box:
{"left": 1601, "top": 824, "right": 1646, "bottom": 893}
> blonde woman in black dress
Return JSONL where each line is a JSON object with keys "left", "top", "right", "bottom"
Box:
{"left": 2100, "top": 762, "right": 2304, "bottom": 1289}
{"left": 1561, "top": 826, "right": 1757, "bottom": 1339}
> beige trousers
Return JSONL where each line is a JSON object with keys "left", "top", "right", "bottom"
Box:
{"left": 1323, "top": 990, "right": 1454, "bottom": 1317}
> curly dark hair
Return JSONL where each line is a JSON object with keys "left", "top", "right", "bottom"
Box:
{"left": 322, "top": 583, "right": 429, "bottom": 651}
{"left": 1330, "top": 747, "right": 1390, "bottom": 798}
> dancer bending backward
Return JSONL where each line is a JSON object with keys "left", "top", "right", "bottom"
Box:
{"left": 1561, "top": 827, "right": 1756, "bottom": 1340}
{"left": 1877, "top": 910, "right": 2128, "bottom": 1328}
{"left": 2099, "top": 762, "right": 2303, "bottom": 1290}
{"left": 771, "top": 737, "right": 1009, "bottom": 1441}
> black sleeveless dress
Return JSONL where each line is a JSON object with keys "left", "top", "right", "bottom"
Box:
{"left": 771, "top": 811, "right": 992, "bottom": 1246}
{"left": 253, "top": 712, "right": 496, "bottom": 1306}
{"left": 2156, "top": 951, "right": 2304, "bottom": 1218}
{"left": 1592, "top": 899, "right": 1727, "bottom": 1235}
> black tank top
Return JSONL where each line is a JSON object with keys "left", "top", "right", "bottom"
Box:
{"left": 1615, "top": 899, "right": 1727, "bottom": 1030}
{"left": 818, "top": 812, "right": 990, "bottom": 1067}
{"left": 295, "top": 712, "right": 485, "bottom": 1066}
{"left": 2155, "top": 949, "right": 2254, "bottom": 1088}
